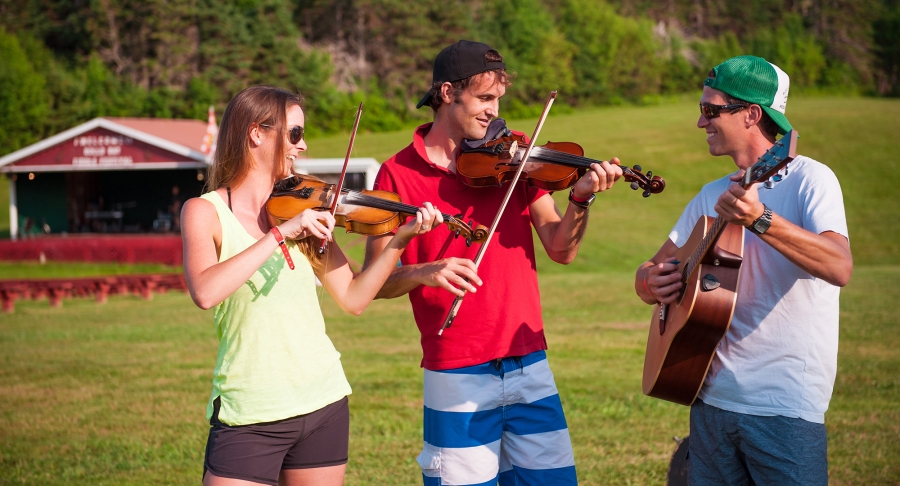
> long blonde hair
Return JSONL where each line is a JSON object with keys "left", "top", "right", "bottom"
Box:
{"left": 206, "top": 85, "right": 324, "bottom": 271}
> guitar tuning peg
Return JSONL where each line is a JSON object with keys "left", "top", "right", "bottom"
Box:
{"left": 765, "top": 180, "right": 775, "bottom": 189}
{"left": 633, "top": 164, "right": 642, "bottom": 172}
{"left": 630, "top": 181, "right": 639, "bottom": 190}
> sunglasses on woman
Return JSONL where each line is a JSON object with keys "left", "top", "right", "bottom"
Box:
{"left": 260, "top": 124, "right": 305, "bottom": 144}
{"left": 699, "top": 102, "right": 748, "bottom": 119}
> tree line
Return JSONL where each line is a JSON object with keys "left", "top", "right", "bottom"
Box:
{"left": 1, "top": 0, "right": 897, "bottom": 157}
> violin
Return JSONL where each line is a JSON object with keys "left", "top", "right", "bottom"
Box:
{"left": 266, "top": 175, "right": 489, "bottom": 246}
{"left": 456, "top": 131, "right": 666, "bottom": 197}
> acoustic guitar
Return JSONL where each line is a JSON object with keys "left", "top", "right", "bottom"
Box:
{"left": 642, "top": 130, "right": 798, "bottom": 406}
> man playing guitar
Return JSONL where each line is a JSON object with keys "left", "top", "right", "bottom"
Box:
{"left": 364, "top": 40, "right": 622, "bottom": 485}
{"left": 635, "top": 56, "right": 853, "bottom": 485}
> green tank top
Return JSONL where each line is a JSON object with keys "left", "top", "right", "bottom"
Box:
{"left": 201, "top": 191, "right": 351, "bottom": 425}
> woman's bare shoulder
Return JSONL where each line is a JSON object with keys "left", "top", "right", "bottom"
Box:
{"left": 182, "top": 196, "right": 221, "bottom": 235}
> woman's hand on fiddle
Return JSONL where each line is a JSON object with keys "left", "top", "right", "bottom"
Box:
{"left": 572, "top": 157, "right": 624, "bottom": 198}
{"left": 279, "top": 208, "right": 335, "bottom": 241}
{"left": 396, "top": 202, "right": 443, "bottom": 242}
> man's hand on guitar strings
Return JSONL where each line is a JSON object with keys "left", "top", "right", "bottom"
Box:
{"left": 646, "top": 257, "right": 683, "bottom": 305}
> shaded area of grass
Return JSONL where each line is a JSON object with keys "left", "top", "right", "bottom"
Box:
{"left": 0, "top": 267, "right": 896, "bottom": 485}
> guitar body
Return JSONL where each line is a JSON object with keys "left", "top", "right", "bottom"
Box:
{"left": 642, "top": 216, "right": 744, "bottom": 405}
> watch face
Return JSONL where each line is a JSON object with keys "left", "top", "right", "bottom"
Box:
{"left": 753, "top": 215, "right": 771, "bottom": 234}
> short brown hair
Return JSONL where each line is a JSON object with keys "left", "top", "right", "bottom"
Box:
{"left": 426, "top": 50, "right": 514, "bottom": 112}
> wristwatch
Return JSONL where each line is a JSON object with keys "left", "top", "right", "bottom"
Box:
{"left": 568, "top": 188, "right": 596, "bottom": 209}
{"left": 748, "top": 204, "right": 773, "bottom": 235}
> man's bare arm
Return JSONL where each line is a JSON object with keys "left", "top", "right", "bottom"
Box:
{"left": 717, "top": 175, "right": 853, "bottom": 287}
{"left": 532, "top": 160, "right": 623, "bottom": 264}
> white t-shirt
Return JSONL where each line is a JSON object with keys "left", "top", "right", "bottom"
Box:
{"left": 668, "top": 155, "right": 848, "bottom": 424}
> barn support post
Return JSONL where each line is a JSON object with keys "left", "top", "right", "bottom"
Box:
{"left": 8, "top": 174, "right": 18, "bottom": 241}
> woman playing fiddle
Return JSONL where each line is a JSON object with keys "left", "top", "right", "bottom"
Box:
{"left": 181, "top": 85, "right": 441, "bottom": 486}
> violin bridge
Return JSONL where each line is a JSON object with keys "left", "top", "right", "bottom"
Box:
{"left": 501, "top": 140, "right": 518, "bottom": 160}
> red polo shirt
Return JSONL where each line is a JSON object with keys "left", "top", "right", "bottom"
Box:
{"left": 374, "top": 123, "right": 549, "bottom": 370}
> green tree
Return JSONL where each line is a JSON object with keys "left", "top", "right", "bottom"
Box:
{"left": 473, "top": 0, "right": 576, "bottom": 116}
{"left": 873, "top": 1, "right": 900, "bottom": 95}
{"left": 0, "top": 28, "right": 50, "bottom": 152}
{"left": 559, "top": 0, "right": 662, "bottom": 104}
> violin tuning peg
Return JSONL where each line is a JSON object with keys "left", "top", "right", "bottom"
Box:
{"left": 646, "top": 170, "right": 652, "bottom": 178}
{"left": 643, "top": 190, "right": 651, "bottom": 198}
{"left": 455, "top": 229, "right": 461, "bottom": 238}
{"left": 630, "top": 181, "right": 639, "bottom": 190}
{"left": 466, "top": 238, "right": 472, "bottom": 247}
{"left": 633, "top": 164, "right": 642, "bottom": 172}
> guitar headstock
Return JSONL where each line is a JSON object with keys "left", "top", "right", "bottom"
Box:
{"left": 742, "top": 130, "right": 798, "bottom": 187}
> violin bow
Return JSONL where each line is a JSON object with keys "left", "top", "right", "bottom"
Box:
{"left": 319, "top": 102, "right": 363, "bottom": 255}
{"left": 439, "top": 91, "right": 558, "bottom": 335}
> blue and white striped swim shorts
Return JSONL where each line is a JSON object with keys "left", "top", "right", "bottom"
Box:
{"left": 417, "top": 350, "right": 577, "bottom": 486}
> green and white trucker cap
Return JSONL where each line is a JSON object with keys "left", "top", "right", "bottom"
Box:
{"left": 705, "top": 55, "right": 792, "bottom": 135}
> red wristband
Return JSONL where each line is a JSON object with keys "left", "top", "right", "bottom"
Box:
{"left": 570, "top": 192, "right": 591, "bottom": 203}
{"left": 270, "top": 226, "right": 295, "bottom": 270}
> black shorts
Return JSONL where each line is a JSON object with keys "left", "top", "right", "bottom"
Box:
{"left": 203, "top": 396, "right": 350, "bottom": 486}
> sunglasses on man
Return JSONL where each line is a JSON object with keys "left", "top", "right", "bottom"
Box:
{"left": 699, "top": 102, "right": 749, "bottom": 119}
{"left": 260, "top": 124, "right": 305, "bottom": 144}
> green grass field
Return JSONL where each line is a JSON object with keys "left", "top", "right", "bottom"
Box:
{"left": 1, "top": 96, "right": 899, "bottom": 485}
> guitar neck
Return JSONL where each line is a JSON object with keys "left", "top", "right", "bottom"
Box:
{"left": 681, "top": 215, "right": 729, "bottom": 283}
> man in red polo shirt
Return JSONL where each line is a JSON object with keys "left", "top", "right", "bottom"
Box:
{"left": 364, "top": 40, "right": 622, "bottom": 486}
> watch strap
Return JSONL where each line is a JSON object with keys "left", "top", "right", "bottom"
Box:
{"left": 748, "top": 204, "right": 773, "bottom": 235}
{"left": 569, "top": 188, "right": 595, "bottom": 209}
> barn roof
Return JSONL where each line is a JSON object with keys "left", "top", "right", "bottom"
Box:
{"left": 0, "top": 117, "right": 209, "bottom": 172}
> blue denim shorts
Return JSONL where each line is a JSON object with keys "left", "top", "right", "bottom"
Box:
{"left": 688, "top": 399, "right": 827, "bottom": 486}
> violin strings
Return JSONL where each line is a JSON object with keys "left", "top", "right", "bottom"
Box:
{"left": 529, "top": 147, "right": 641, "bottom": 180}
{"left": 344, "top": 192, "right": 457, "bottom": 222}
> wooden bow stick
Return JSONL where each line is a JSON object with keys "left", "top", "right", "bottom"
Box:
{"left": 439, "top": 91, "right": 558, "bottom": 335}
{"left": 319, "top": 102, "right": 363, "bottom": 255}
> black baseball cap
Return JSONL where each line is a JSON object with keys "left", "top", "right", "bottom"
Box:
{"left": 415, "top": 40, "right": 506, "bottom": 109}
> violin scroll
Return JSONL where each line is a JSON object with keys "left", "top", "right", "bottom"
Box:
{"left": 624, "top": 164, "right": 666, "bottom": 198}
{"left": 445, "top": 216, "right": 489, "bottom": 246}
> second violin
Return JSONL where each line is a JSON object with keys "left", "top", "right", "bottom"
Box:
{"left": 456, "top": 120, "right": 666, "bottom": 197}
